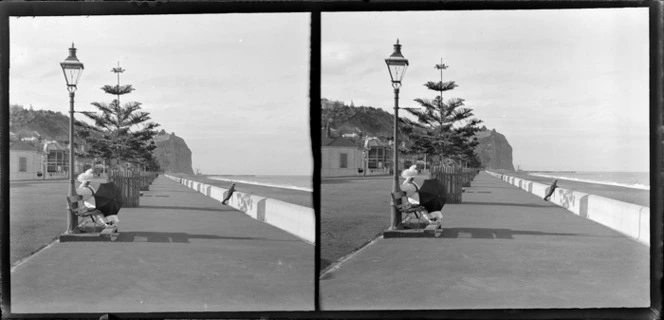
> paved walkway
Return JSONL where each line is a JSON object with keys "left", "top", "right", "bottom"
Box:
{"left": 10, "top": 176, "right": 314, "bottom": 313}
{"left": 320, "top": 172, "right": 649, "bottom": 310}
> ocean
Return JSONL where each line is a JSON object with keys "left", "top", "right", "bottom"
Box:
{"left": 528, "top": 172, "right": 650, "bottom": 190}
{"left": 206, "top": 175, "right": 313, "bottom": 192}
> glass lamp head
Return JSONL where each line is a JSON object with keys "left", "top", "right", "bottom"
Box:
{"left": 385, "top": 39, "right": 409, "bottom": 89}
{"left": 60, "top": 43, "right": 84, "bottom": 92}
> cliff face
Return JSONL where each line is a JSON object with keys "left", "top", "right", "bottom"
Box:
{"left": 153, "top": 132, "right": 194, "bottom": 174}
{"left": 475, "top": 128, "right": 515, "bottom": 171}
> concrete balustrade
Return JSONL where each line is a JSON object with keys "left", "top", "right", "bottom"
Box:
{"left": 486, "top": 171, "right": 650, "bottom": 246}
{"left": 164, "top": 174, "right": 315, "bottom": 245}
{"left": 264, "top": 198, "right": 316, "bottom": 244}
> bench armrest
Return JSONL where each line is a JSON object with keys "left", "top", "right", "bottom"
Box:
{"left": 75, "top": 208, "right": 104, "bottom": 217}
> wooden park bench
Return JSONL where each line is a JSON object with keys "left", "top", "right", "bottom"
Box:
{"left": 66, "top": 195, "right": 118, "bottom": 240}
{"left": 391, "top": 191, "right": 431, "bottom": 229}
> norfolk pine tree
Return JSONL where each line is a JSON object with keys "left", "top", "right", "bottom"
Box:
{"left": 403, "top": 61, "right": 482, "bottom": 167}
{"left": 76, "top": 63, "right": 160, "bottom": 171}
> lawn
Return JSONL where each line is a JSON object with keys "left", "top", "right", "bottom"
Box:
{"left": 8, "top": 177, "right": 111, "bottom": 265}
{"left": 320, "top": 173, "right": 431, "bottom": 270}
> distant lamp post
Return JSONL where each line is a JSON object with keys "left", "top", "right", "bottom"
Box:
{"left": 60, "top": 43, "right": 84, "bottom": 234}
{"left": 385, "top": 39, "right": 409, "bottom": 229}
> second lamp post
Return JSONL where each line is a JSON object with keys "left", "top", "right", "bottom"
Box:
{"left": 385, "top": 39, "right": 409, "bottom": 229}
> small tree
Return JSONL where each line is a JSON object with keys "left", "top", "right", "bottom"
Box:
{"left": 403, "top": 61, "right": 482, "bottom": 167}
{"left": 76, "top": 63, "right": 159, "bottom": 171}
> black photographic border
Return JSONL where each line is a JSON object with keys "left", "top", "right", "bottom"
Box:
{"left": 0, "top": 1, "right": 661, "bottom": 319}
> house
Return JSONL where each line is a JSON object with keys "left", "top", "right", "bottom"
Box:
{"left": 43, "top": 140, "right": 69, "bottom": 176}
{"left": 321, "top": 135, "right": 363, "bottom": 177}
{"left": 20, "top": 131, "right": 41, "bottom": 142}
{"left": 363, "top": 137, "right": 390, "bottom": 175}
{"left": 342, "top": 132, "right": 360, "bottom": 140}
{"left": 321, "top": 98, "right": 345, "bottom": 110}
{"left": 9, "top": 140, "right": 43, "bottom": 181}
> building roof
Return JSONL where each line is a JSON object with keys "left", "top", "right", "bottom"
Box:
{"left": 43, "top": 141, "right": 66, "bottom": 152}
{"left": 322, "top": 136, "right": 359, "bottom": 148}
{"left": 9, "top": 140, "right": 40, "bottom": 152}
{"left": 365, "top": 137, "right": 388, "bottom": 148}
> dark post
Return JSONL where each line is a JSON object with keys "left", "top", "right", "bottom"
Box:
{"left": 67, "top": 91, "right": 78, "bottom": 233}
{"left": 391, "top": 87, "right": 402, "bottom": 229}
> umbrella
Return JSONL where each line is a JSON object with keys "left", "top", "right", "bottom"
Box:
{"left": 418, "top": 179, "right": 447, "bottom": 212}
{"left": 95, "top": 182, "right": 123, "bottom": 217}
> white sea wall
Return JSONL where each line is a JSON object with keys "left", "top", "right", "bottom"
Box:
{"left": 485, "top": 171, "right": 650, "bottom": 246}
{"left": 164, "top": 174, "right": 315, "bottom": 245}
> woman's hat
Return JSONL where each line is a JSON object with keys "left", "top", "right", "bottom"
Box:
{"left": 77, "top": 168, "right": 94, "bottom": 183}
{"left": 401, "top": 165, "right": 418, "bottom": 179}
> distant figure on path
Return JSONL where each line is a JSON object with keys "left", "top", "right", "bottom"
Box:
{"left": 544, "top": 179, "right": 558, "bottom": 201}
{"left": 221, "top": 182, "right": 236, "bottom": 205}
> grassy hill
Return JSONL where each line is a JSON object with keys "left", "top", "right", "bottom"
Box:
{"left": 322, "top": 101, "right": 397, "bottom": 139}
{"left": 9, "top": 105, "right": 70, "bottom": 141}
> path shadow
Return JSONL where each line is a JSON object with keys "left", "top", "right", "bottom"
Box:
{"left": 471, "top": 185, "right": 522, "bottom": 190}
{"left": 322, "top": 176, "right": 392, "bottom": 184}
{"left": 461, "top": 201, "right": 554, "bottom": 208}
{"left": 137, "top": 205, "right": 232, "bottom": 212}
{"left": 145, "top": 189, "right": 198, "bottom": 193}
{"left": 440, "top": 227, "right": 587, "bottom": 239}
{"left": 321, "top": 179, "right": 351, "bottom": 185}
{"left": 114, "top": 231, "right": 297, "bottom": 243}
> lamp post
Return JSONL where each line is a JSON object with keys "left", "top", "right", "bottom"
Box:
{"left": 385, "top": 39, "right": 409, "bottom": 229}
{"left": 60, "top": 43, "right": 84, "bottom": 234}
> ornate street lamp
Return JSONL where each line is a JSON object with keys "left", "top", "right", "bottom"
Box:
{"left": 385, "top": 39, "right": 408, "bottom": 229}
{"left": 60, "top": 43, "right": 84, "bottom": 234}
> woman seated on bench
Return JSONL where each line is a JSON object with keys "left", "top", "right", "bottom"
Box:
{"left": 77, "top": 169, "right": 119, "bottom": 227}
{"left": 401, "top": 165, "right": 443, "bottom": 224}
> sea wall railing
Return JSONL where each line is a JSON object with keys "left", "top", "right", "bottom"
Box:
{"left": 164, "top": 174, "right": 315, "bottom": 245}
{"left": 485, "top": 171, "right": 650, "bottom": 247}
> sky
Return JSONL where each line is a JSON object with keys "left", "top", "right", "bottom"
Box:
{"left": 10, "top": 13, "right": 311, "bottom": 176}
{"left": 322, "top": 9, "right": 650, "bottom": 172}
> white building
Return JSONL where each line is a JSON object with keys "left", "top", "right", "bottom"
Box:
{"left": 9, "top": 140, "right": 43, "bottom": 181}
{"left": 321, "top": 136, "right": 363, "bottom": 177}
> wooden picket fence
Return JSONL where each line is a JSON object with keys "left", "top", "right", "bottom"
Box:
{"left": 430, "top": 166, "right": 480, "bottom": 204}
{"left": 139, "top": 172, "right": 158, "bottom": 191}
{"left": 108, "top": 170, "right": 158, "bottom": 208}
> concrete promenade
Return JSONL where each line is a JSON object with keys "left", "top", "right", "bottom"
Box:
{"left": 10, "top": 175, "right": 314, "bottom": 314}
{"left": 320, "top": 172, "right": 649, "bottom": 310}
